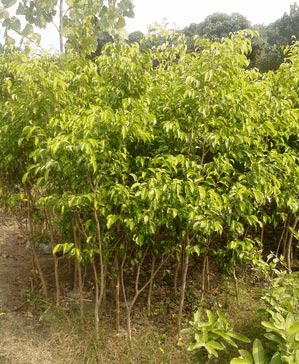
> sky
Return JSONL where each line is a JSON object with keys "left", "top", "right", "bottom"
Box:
{"left": 126, "top": 0, "right": 295, "bottom": 33}
{"left": 37, "top": 0, "right": 295, "bottom": 51}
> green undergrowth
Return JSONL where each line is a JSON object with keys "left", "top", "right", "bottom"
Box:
{"left": 183, "top": 271, "right": 299, "bottom": 364}
{"left": 179, "top": 271, "right": 267, "bottom": 364}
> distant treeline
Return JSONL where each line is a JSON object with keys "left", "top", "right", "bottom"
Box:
{"left": 125, "top": 2, "right": 299, "bottom": 72}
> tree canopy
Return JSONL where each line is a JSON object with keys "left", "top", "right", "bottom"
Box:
{"left": 265, "top": 2, "right": 299, "bottom": 46}
{"left": 0, "top": 0, "right": 134, "bottom": 53}
{"left": 1, "top": 30, "right": 299, "bottom": 337}
{"left": 182, "top": 12, "right": 251, "bottom": 40}
{"left": 2, "top": 0, "right": 299, "bottom": 341}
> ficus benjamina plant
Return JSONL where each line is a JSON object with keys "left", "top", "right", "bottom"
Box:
{"left": 1, "top": 29, "right": 299, "bottom": 340}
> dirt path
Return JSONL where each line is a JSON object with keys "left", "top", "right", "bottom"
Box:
{"left": 0, "top": 212, "right": 55, "bottom": 364}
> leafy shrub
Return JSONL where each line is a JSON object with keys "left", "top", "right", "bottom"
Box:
{"left": 181, "top": 309, "right": 250, "bottom": 363}
{"left": 232, "top": 272, "right": 299, "bottom": 364}
{"left": 184, "top": 273, "right": 299, "bottom": 364}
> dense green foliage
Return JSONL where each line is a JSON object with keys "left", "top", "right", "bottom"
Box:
{"left": 182, "top": 309, "right": 250, "bottom": 361}
{"left": 1, "top": 30, "right": 299, "bottom": 338}
{"left": 185, "top": 273, "right": 299, "bottom": 363}
{"left": 0, "top": 0, "right": 134, "bottom": 53}
{"left": 231, "top": 272, "right": 299, "bottom": 364}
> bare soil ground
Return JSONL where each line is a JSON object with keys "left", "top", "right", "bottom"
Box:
{"left": 0, "top": 210, "right": 263, "bottom": 364}
{"left": 0, "top": 212, "right": 194, "bottom": 364}
{"left": 0, "top": 212, "right": 57, "bottom": 364}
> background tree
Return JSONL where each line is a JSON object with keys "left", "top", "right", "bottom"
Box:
{"left": 0, "top": 0, "right": 134, "bottom": 54}
{"left": 128, "top": 30, "right": 144, "bottom": 44}
{"left": 182, "top": 12, "right": 251, "bottom": 41}
{"left": 250, "top": 2, "right": 299, "bottom": 71}
{"left": 266, "top": 2, "right": 299, "bottom": 45}
{"left": 179, "top": 4, "right": 299, "bottom": 72}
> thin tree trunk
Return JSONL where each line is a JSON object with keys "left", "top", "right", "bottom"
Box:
{"left": 31, "top": 243, "right": 48, "bottom": 296}
{"left": 73, "top": 259, "right": 78, "bottom": 290}
{"left": 77, "top": 257, "right": 84, "bottom": 323}
{"left": 177, "top": 237, "right": 190, "bottom": 333}
{"left": 59, "top": 0, "right": 64, "bottom": 52}
{"left": 276, "top": 219, "right": 286, "bottom": 257}
{"left": 259, "top": 225, "right": 264, "bottom": 245}
{"left": 125, "top": 306, "right": 132, "bottom": 342}
{"left": 120, "top": 251, "right": 130, "bottom": 340}
{"left": 46, "top": 208, "right": 60, "bottom": 306}
{"left": 93, "top": 261, "right": 100, "bottom": 339}
{"left": 232, "top": 267, "right": 239, "bottom": 305}
{"left": 54, "top": 255, "right": 60, "bottom": 306}
{"left": 26, "top": 198, "right": 47, "bottom": 297}
{"left": 206, "top": 255, "right": 210, "bottom": 291}
{"left": 73, "top": 223, "right": 84, "bottom": 323}
{"left": 287, "top": 216, "right": 299, "bottom": 272}
{"left": 147, "top": 255, "right": 156, "bottom": 315}
{"left": 201, "top": 254, "right": 207, "bottom": 300}
{"left": 114, "top": 255, "right": 121, "bottom": 331}
{"left": 94, "top": 209, "right": 106, "bottom": 316}
{"left": 173, "top": 259, "right": 180, "bottom": 296}
{"left": 281, "top": 214, "right": 291, "bottom": 258}
{"left": 101, "top": 263, "right": 107, "bottom": 311}
{"left": 120, "top": 247, "right": 169, "bottom": 340}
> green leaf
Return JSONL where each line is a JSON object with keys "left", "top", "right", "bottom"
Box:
{"left": 22, "top": 172, "right": 29, "bottom": 184}
{"left": 252, "top": 339, "right": 265, "bottom": 364}
{"left": 262, "top": 321, "right": 281, "bottom": 333}
{"left": 204, "top": 69, "right": 213, "bottom": 82}
{"left": 53, "top": 244, "right": 62, "bottom": 255}
{"left": 270, "top": 352, "right": 282, "bottom": 364}
{"left": 206, "top": 340, "right": 224, "bottom": 350}
{"left": 22, "top": 23, "right": 33, "bottom": 36}
{"left": 206, "top": 310, "right": 215, "bottom": 324}
{"left": 214, "top": 330, "right": 237, "bottom": 347}
{"left": 288, "top": 322, "right": 299, "bottom": 336}
{"left": 228, "top": 331, "right": 251, "bottom": 343}
{"left": 230, "top": 359, "right": 252, "bottom": 364}
{"left": 202, "top": 327, "right": 208, "bottom": 343}
{"left": 10, "top": 16, "right": 21, "bottom": 32}
{"left": 205, "top": 343, "right": 219, "bottom": 357}
{"left": 53, "top": 242, "right": 75, "bottom": 256}
{"left": 239, "top": 350, "right": 254, "bottom": 363}
{"left": 187, "top": 341, "right": 204, "bottom": 351}
{"left": 285, "top": 312, "right": 295, "bottom": 330}
{"left": 264, "top": 333, "right": 281, "bottom": 344}
{"left": 116, "top": 16, "right": 126, "bottom": 29}
{"left": 107, "top": 214, "right": 118, "bottom": 229}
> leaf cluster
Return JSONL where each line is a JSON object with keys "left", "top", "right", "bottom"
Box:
{"left": 232, "top": 273, "right": 299, "bottom": 364}
{"left": 182, "top": 309, "right": 250, "bottom": 361}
